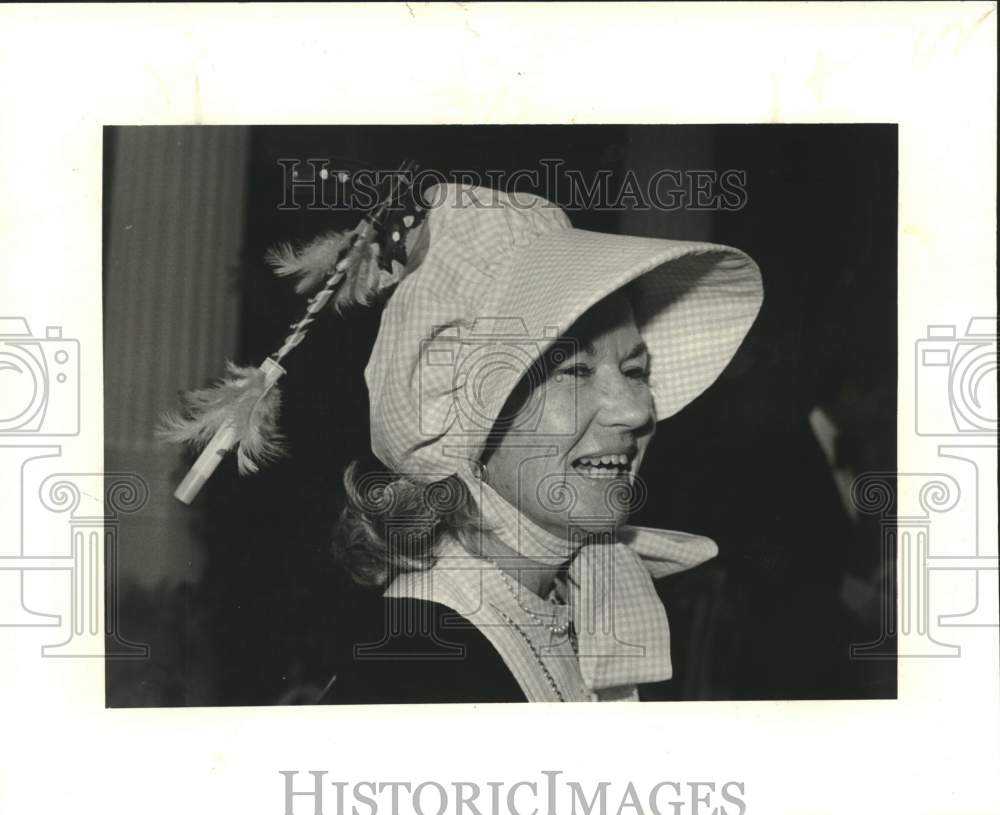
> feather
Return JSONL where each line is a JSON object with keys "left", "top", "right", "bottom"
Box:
{"left": 325, "top": 222, "right": 426, "bottom": 313}
{"left": 267, "top": 214, "right": 427, "bottom": 312}
{"left": 158, "top": 361, "right": 285, "bottom": 475}
{"left": 266, "top": 229, "right": 353, "bottom": 294}
{"left": 334, "top": 242, "right": 384, "bottom": 312}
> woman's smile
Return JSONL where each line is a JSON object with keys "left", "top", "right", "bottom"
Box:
{"left": 570, "top": 450, "right": 637, "bottom": 479}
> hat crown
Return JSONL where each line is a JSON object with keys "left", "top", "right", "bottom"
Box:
{"left": 410, "top": 183, "right": 572, "bottom": 302}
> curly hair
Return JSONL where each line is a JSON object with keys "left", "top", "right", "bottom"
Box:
{"left": 333, "top": 458, "right": 481, "bottom": 587}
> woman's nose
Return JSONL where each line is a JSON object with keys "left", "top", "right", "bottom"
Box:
{"left": 595, "top": 373, "right": 653, "bottom": 431}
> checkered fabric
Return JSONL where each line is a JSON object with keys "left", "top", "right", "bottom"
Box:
{"left": 369, "top": 183, "right": 762, "bottom": 698}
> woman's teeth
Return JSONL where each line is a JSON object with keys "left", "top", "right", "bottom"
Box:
{"left": 573, "top": 454, "right": 631, "bottom": 477}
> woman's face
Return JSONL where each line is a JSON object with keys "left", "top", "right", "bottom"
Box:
{"left": 482, "top": 292, "right": 655, "bottom": 539}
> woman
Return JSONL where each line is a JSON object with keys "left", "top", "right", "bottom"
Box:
{"left": 328, "top": 182, "right": 763, "bottom": 703}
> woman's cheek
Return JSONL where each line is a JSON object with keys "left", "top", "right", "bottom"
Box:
{"left": 537, "top": 384, "right": 586, "bottom": 437}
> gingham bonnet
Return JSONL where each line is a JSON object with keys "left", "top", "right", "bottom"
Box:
{"left": 366, "top": 183, "right": 763, "bottom": 479}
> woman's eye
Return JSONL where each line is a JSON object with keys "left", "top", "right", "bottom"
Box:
{"left": 554, "top": 364, "right": 592, "bottom": 381}
{"left": 625, "top": 367, "right": 651, "bottom": 383}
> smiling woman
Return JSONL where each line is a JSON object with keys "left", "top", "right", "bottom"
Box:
{"left": 324, "top": 183, "right": 763, "bottom": 703}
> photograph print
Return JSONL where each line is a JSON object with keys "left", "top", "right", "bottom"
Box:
{"left": 102, "top": 124, "right": 897, "bottom": 706}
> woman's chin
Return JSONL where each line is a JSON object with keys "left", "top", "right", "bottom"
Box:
{"left": 546, "top": 512, "right": 630, "bottom": 541}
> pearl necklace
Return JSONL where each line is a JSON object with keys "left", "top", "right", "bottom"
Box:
{"left": 487, "top": 558, "right": 571, "bottom": 636}
{"left": 490, "top": 604, "right": 565, "bottom": 702}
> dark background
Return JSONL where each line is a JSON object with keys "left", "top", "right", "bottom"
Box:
{"left": 105, "top": 125, "right": 897, "bottom": 705}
